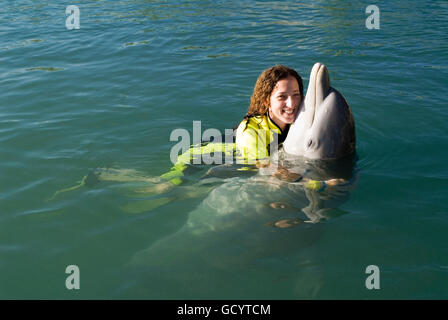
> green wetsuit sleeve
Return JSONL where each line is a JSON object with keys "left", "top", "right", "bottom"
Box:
{"left": 159, "top": 147, "right": 194, "bottom": 185}
{"left": 159, "top": 162, "right": 186, "bottom": 185}
{"left": 160, "top": 142, "right": 237, "bottom": 185}
{"left": 304, "top": 180, "right": 327, "bottom": 192}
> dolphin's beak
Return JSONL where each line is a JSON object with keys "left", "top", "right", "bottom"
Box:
{"left": 305, "top": 63, "right": 330, "bottom": 128}
{"left": 283, "top": 62, "right": 355, "bottom": 159}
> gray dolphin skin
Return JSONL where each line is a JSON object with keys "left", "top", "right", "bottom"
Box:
{"left": 283, "top": 63, "right": 356, "bottom": 159}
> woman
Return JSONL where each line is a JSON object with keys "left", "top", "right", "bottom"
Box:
{"left": 235, "top": 65, "right": 303, "bottom": 163}
{"left": 236, "top": 65, "right": 344, "bottom": 190}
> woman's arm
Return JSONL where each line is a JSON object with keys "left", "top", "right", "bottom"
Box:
{"left": 273, "top": 166, "right": 346, "bottom": 191}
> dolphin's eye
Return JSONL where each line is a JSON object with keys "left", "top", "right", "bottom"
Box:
{"left": 307, "top": 140, "right": 313, "bottom": 148}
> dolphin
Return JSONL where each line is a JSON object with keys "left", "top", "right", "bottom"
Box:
{"left": 117, "top": 65, "right": 359, "bottom": 298}
{"left": 283, "top": 63, "right": 356, "bottom": 160}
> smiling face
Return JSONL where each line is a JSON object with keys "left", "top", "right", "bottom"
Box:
{"left": 244, "top": 66, "right": 303, "bottom": 126}
{"left": 268, "top": 76, "right": 302, "bottom": 131}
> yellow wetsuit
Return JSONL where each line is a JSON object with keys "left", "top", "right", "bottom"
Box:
{"left": 235, "top": 111, "right": 289, "bottom": 163}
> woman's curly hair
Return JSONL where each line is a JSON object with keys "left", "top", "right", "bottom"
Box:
{"left": 244, "top": 65, "right": 303, "bottom": 122}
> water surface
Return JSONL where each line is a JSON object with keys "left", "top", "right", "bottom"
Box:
{"left": 1, "top": 0, "right": 447, "bottom": 299}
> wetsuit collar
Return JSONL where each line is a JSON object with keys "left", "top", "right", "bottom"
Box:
{"left": 267, "top": 110, "right": 285, "bottom": 134}
{"left": 267, "top": 110, "right": 290, "bottom": 143}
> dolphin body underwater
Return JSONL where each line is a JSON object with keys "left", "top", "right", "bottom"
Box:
{"left": 120, "top": 63, "right": 358, "bottom": 297}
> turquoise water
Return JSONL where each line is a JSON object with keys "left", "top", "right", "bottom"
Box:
{"left": 1, "top": 0, "right": 447, "bottom": 299}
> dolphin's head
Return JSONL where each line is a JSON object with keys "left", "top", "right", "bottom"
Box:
{"left": 283, "top": 63, "right": 356, "bottom": 160}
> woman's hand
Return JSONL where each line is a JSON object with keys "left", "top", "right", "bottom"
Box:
{"left": 255, "top": 160, "right": 271, "bottom": 168}
{"left": 273, "top": 166, "right": 302, "bottom": 182}
{"left": 325, "top": 178, "right": 347, "bottom": 186}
